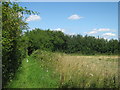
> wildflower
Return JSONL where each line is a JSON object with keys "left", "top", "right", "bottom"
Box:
{"left": 86, "top": 65, "right": 88, "bottom": 67}
{"left": 26, "top": 59, "right": 28, "bottom": 62}
{"left": 90, "top": 73, "right": 93, "bottom": 77}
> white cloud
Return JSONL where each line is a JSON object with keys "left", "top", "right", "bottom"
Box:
{"left": 102, "top": 33, "right": 116, "bottom": 36}
{"left": 87, "top": 30, "right": 97, "bottom": 34}
{"left": 86, "top": 28, "right": 111, "bottom": 35}
{"left": 51, "top": 28, "right": 76, "bottom": 35}
{"left": 97, "top": 28, "right": 110, "bottom": 32}
{"left": 52, "top": 28, "right": 78, "bottom": 36}
{"left": 68, "top": 14, "right": 83, "bottom": 20}
{"left": 67, "top": 33, "right": 76, "bottom": 35}
{"left": 26, "top": 15, "right": 41, "bottom": 22}
{"left": 52, "top": 28, "right": 65, "bottom": 32}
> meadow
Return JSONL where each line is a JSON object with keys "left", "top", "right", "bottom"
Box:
{"left": 6, "top": 50, "right": 118, "bottom": 88}
{"left": 56, "top": 55, "right": 118, "bottom": 88}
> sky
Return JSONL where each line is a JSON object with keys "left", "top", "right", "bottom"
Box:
{"left": 11, "top": 0, "right": 119, "bottom": 2}
{"left": 19, "top": 2, "right": 118, "bottom": 40}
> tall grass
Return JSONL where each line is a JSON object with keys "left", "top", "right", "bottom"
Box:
{"left": 56, "top": 55, "right": 118, "bottom": 88}
{"left": 6, "top": 50, "right": 118, "bottom": 88}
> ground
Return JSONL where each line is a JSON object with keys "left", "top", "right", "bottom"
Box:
{"left": 6, "top": 50, "right": 118, "bottom": 88}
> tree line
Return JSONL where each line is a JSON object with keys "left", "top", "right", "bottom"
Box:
{"left": 24, "top": 28, "right": 119, "bottom": 55}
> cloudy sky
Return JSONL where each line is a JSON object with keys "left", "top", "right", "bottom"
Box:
{"left": 19, "top": 2, "right": 118, "bottom": 40}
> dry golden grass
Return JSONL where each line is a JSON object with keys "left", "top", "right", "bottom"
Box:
{"left": 55, "top": 55, "right": 118, "bottom": 88}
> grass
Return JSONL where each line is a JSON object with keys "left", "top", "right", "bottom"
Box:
{"left": 6, "top": 50, "right": 60, "bottom": 88}
{"left": 56, "top": 55, "right": 118, "bottom": 88}
{"left": 6, "top": 50, "right": 119, "bottom": 88}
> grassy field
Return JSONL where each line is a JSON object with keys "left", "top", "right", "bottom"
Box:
{"left": 56, "top": 55, "right": 118, "bottom": 88}
{"left": 6, "top": 50, "right": 118, "bottom": 88}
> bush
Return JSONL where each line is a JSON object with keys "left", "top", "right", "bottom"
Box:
{"left": 2, "top": 2, "right": 35, "bottom": 87}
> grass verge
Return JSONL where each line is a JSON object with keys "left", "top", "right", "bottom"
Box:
{"left": 6, "top": 50, "right": 60, "bottom": 88}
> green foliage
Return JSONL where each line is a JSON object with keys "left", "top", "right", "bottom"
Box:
{"left": 24, "top": 28, "right": 119, "bottom": 55}
{"left": 2, "top": 2, "right": 37, "bottom": 87}
{"left": 6, "top": 50, "right": 60, "bottom": 88}
{"left": 24, "top": 28, "right": 66, "bottom": 55}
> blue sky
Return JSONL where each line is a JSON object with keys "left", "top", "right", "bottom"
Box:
{"left": 12, "top": 0, "right": 119, "bottom": 2}
{"left": 19, "top": 2, "right": 118, "bottom": 40}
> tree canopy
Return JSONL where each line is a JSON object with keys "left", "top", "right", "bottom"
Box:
{"left": 24, "top": 28, "right": 119, "bottom": 55}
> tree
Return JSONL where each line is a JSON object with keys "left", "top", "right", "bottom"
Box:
{"left": 24, "top": 28, "right": 119, "bottom": 55}
{"left": 2, "top": 2, "right": 37, "bottom": 87}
